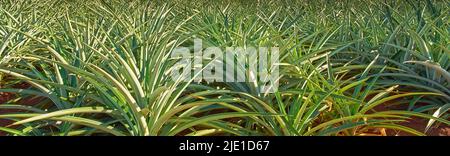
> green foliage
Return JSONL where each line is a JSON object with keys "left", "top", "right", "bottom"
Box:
{"left": 0, "top": 0, "right": 448, "bottom": 136}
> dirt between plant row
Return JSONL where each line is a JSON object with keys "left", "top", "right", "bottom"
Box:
{"left": 373, "top": 103, "right": 450, "bottom": 136}
{"left": 0, "top": 92, "right": 15, "bottom": 136}
{"left": 0, "top": 85, "right": 449, "bottom": 136}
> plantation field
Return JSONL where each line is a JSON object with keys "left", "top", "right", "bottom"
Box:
{"left": 0, "top": 0, "right": 449, "bottom": 136}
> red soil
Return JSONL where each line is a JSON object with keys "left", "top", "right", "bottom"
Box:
{"left": 0, "top": 82, "right": 449, "bottom": 136}
{"left": 0, "top": 82, "right": 31, "bottom": 135}
{"left": 0, "top": 92, "right": 14, "bottom": 135}
{"left": 373, "top": 103, "right": 450, "bottom": 136}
